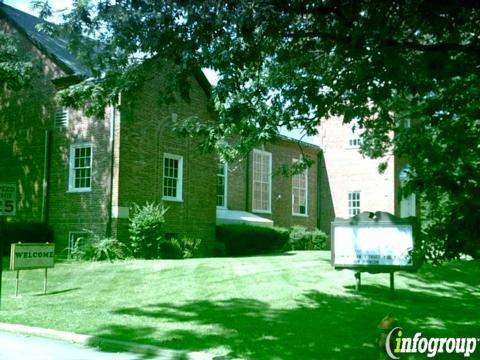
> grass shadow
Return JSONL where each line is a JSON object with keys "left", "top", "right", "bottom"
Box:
{"left": 400, "top": 260, "right": 480, "bottom": 287}
{"left": 33, "top": 287, "right": 81, "bottom": 296}
{"left": 85, "top": 282, "right": 478, "bottom": 360}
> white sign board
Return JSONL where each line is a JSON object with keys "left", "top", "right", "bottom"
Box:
{"left": 0, "top": 183, "right": 16, "bottom": 216}
{"left": 333, "top": 224, "right": 413, "bottom": 268}
{"left": 10, "top": 243, "right": 55, "bottom": 270}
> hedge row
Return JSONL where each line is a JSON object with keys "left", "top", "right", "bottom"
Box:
{"left": 216, "top": 224, "right": 290, "bottom": 256}
{"left": 216, "top": 224, "right": 328, "bottom": 257}
{"left": 0, "top": 221, "right": 328, "bottom": 259}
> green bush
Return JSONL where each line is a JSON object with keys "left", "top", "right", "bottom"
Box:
{"left": 216, "top": 224, "right": 289, "bottom": 256}
{"left": 159, "top": 238, "right": 183, "bottom": 259}
{"left": 159, "top": 237, "right": 203, "bottom": 259}
{"left": 70, "top": 232, "right": 131, "bottom": 261}
{"left": 128, "top": 202, "right": 168, "bottom": 259}
{"left": 178, "top": 237, "right": 202, "bottom": 259}
{"left": 288, "top": 226, "right": 328, "bottom": 250}
{"left": 210, "top": 241, "right": 226, "bottom": 257}
{"left": 194, "top": 240, "right": 226, "bottom": 258}
{"left": 0, "top": 222, "right": 53, "bottom": 256}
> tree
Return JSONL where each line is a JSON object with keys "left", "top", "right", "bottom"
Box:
{"left": 37, "top": 0, "right": 480, "bottom": 260}
{"left": 0, "top": 31, "right": 34, "bottom": 91}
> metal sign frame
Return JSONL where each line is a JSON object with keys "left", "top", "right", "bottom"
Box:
{"left": 9, "top": 243, "right": 55, "bottom": 296}
{"left": 331, "top": 211, "right": 418, "bottom": 273}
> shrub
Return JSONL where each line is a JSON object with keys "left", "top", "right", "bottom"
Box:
{"left": 159, "top": 238, "right": 183, "bottom": 259}
{"left": 159, "top": 237, "right": 203, "bottom": 259}
{"left": 216, "top": 224, "right": 289, "bottom": 256}
{"left": 128, "top": 202, "right": 168, "bottom": 259}
{"left": 194, "top": 240, "right": 226, "bottom": 258}
{"left": 210, "top": 241, "right": 226, "bottom": 257}
{"left": 288, "top": 226, "right": 328, "bottom": 250}
{"left": 177, "top": 237, "right": 202, "bottom": 259}
{"left": 0, "top": 222, "right": 53, "bottom": 256}
{"left": 70, "top": 232, "right": 131, "bottom": 261}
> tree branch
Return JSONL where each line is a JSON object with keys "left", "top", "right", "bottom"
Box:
{"left": 382, "top": 39, "right": 480, "bottom": 57}
{"left": 285, "top": 30, "right": 480, "bottom": 57}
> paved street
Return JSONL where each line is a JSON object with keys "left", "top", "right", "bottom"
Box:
{"left": 0, "top": 331, "right": 150, "bottom": 360}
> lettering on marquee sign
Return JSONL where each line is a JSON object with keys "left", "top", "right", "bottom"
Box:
{"left": 331, "top": 212, "right": 415, "bottom": 271}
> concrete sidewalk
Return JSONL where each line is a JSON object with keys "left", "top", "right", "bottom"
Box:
{"left": 0, "top": 331, "right": 144, "bottom": 360}
{"left": 0, "top": 323, "right": 223, "bottom": 360}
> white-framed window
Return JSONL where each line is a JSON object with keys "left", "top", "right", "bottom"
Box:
{"left": 217, "top": 162, "right": 228, "bottom": 208}
{"left": 348, "top": 191, "right": 361, "bottom": 217}
{"left": 163, "top": 153, "right": 183, "bottom": 201}
{"left": 68, "top": 143, "right": 92, "bottom": 192}
{"left": 348, "top": 137, "right": 361, "bottom": 148}
{"left": 292, "top": 159, "right": 308, "bottom": 216}
{"left": 347, "top": 119, "right": 362, "bottom": 148}
{"left": 399, "top": 165, "right": 416, "bottom": 217}
{"left": 54, "top": 108, "right": 69, "bottom": 129}
{"left": 252, "top": 149, "right": 272, "bottom": 213}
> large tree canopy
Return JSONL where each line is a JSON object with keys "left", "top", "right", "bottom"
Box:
{"left": 38, "top": 0, "right": 480, "bottom": 260}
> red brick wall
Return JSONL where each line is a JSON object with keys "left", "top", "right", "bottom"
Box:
{"left": 317, "top": 152, "right": 335, "bottom": 236}
{"left": 0, "top": 18, "right": 321, "bottom": 251}
{"left": 0, "top": 17, "right": 114, "bottom": 251}
{"left": 47, "top": 107, "right": 113, "bottom": 250}
{"left": 227, "top": 139, "right": 319, "bottom": 229}
{"left": 114, "top": 62, "right": 217, "bottom": 243}
{"left": 0, "top": 18, "right": 64, "bottom": 223}
{"left": 317, "top": 116, "right": 396, "bottom": 223}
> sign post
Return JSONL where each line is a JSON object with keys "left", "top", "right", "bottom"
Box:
{"left": 15, "top": 269, "right": 19, "bottom": 297}
{"left": 0, "top": 216, "right": 4, "bottom": 308}
{"left": 354, "top": 271, "right": 361, "bottom": 291}
{"left": 0, "top": 183, "right": 17, "bottom": 309}
{"left": 390, "top": 272, "right": 395, "bottom": 296}
{"left": 10, "top": 243, "right": 55, "bottom": 296}
{"left": 331, "top": 211, "right": 417, "bottom": 295}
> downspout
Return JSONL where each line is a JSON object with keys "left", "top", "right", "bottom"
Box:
{"left": 245, "top": 152, "right": 250, "bottom": 211}
{"left": 106, "top": 104, "right": 116, "bottom": 237}
{"left": 316, "top": 151, "right": 321, "bottom": 229}
{"left": 41, "top": 130, "right": 51, "bottom": 224}
{"left": 156, "top": 115, "right": 174, "bottom": 200}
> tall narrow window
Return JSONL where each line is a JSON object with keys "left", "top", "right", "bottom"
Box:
{"left": 217, "top": 162, "right": 228, "bottom": 208}
{"left": 163, "top": 153, "right": 183, "bottom": 201}
{"left": 348, "top": 191, "right": 361, "bottom": 217}
{"left": 292, "top": 159, "right": 308, "bottom": 216}
{"left": 252, "top": 149, "right": 272, "bottom": 213}
{"left": 399, "top": 165, "right": 415, "bottom": 217}
{"left": 69, "top": 144, "right": 92, "bottom": 192}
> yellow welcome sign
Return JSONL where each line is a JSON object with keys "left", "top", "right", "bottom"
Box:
{"left": 10, "top": 243, "right": 55, "bottom": 270}
{"left": 9, "top": 243, "right": 55, "bottom": 296}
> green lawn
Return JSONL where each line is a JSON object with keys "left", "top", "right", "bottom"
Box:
{"left": 1, "top": 251, "right": 479, "bottom": 359}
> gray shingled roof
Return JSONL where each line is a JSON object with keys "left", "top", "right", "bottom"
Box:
{"left": 0, "top": 3, "right": 89, "bottom": 76}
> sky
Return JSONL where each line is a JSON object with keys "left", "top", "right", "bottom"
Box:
{"left": 4, "top": 0, "right": 71, "bottom": 22}
{"left": 3, "top": 0, "right": 318, "bottom": 145}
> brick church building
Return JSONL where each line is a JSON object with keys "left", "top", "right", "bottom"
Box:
{"left": 0, "top": 3, "right": 320, "bottom": 252}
